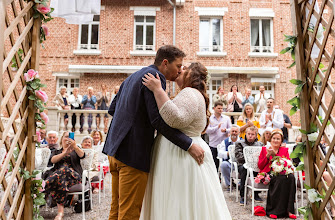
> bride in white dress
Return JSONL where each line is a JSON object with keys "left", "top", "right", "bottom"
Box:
{"left": 140, "top": 62, "right": 232, "bottom": 220}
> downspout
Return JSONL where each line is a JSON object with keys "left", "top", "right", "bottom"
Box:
{"left": 167, "top": 0, "right": 176, "bottom": 45}
{"left": 167, "top": 0, "right": 176, "bottom": 95}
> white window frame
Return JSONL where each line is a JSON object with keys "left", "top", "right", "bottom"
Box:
{"left": 198, "top": 17, "right": 224, "bottom": 53}
{"left": 76, "top": 16, "right": 100, "bottom": 51}
{"left": 195, "top": 7, "right": 228, "bottom": 57}
{"left": 56, "top": 76, "right": 80, "bottom": 95}
{"left": 249, "top": 18, "right": 274, "bottom": 54}
{"left": 207, "top": 77, "right": 223, "bottom": 110}
{"left": 133, "top": 16, "right": 156, "bottom": 52}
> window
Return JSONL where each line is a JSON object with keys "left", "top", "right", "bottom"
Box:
{"left": 78, "top": 15, "right": 100, "bottom": 50}
{"left": 207, "top": 78, "right": 223, "bottom": 109}
{"left": 250, "top": 19, "right": 273, "bottom": 53}
{"left": 199, "top": 18, "right": 223, "bottom": 52}
{"left": 57, "top": 77, "right": 80, "bottom": 95}
{"left": 134, "top": 16, "right": 155, "bottom": 51}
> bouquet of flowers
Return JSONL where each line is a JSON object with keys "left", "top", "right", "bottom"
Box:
{"left": 255, "top": 172, "right": 271, "bottom": 185}
{"left": 271, "top": 156, "right": 294, "bottom": 176}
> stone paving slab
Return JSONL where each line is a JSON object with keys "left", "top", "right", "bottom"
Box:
{"left": 40, "top": 177, "right": 304, "bottom": 220}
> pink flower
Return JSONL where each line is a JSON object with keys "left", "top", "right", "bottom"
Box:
{"left": 255, "top": 178, "right": 260, "bottom": 184}
{"left": 36, "top": 4, "right": 51, "bottom": 14}
{"left": 42, "top": 25, "right": 49, "bottom": 37}
{"left": 35, "top": 90, "right": 48, "bottom": 103}
{"left": 40, "top": 112, "right": 49, "bottom": 124}
{"left": 24, "top": 69, "right": 39, "bottom": 82}
{"left": 259, "top": 175, "right": 265, "bottom": 180}
{"left": 36, "top": 130, "right": 41, "bottom": 143}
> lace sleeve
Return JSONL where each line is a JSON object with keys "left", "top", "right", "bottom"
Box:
{"left": 159, "top": 88, "right": 200, "bottom": 129}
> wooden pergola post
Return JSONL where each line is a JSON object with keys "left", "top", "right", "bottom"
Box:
{"left": 23, "top": 7, "right": 41, "bottom": 220}
{"left": 0, "top": 0, "right": 5, "bottom": 106}
{"left": 290, "top": 0, "right": 316, "bottom": 219}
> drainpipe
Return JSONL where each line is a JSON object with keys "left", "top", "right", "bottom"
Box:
{"left": 167, "top": 0, "right": 176, "bottom": 45}
{"left": 167, "top": 0, "right": 176, "bottom": 95}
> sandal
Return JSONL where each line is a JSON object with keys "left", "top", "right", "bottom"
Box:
{"left": 269, "top": 214, "right": 277, "bottom": 219}
{"left": 54, "top": 212, "right": 64, "bottom": 220}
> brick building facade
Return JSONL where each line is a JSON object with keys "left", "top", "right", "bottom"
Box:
{"left": 38, "top": 0, "right": 312, "bottom": 125}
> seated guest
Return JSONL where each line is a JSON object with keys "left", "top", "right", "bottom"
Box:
{"left": 217, "top": 125, "right": 241, "bottom": 188}
{"left": 237, "top": 103, "right": 260, "bottom": 139}
{"left": 40, "top": 129, "right": 48, "bottom": 144}
{"left": 235, "top": 126, "right": 263, "bottom": 205}
{"left": 45, "top": 131, "right": 85, "bottom": 220}
{"left": 43, "top": 131, "right": 60, "bottom": 166}
{"left": 260, "top": 127, "right": 273, "bottom": 147}
{"left": 258, "top": 129, "right": 296, "bottom": 219}
{"left": 82, "top": 135, "right": 107, "bottom": 194}
{"left": 91, "top": 130, "right": 104, "bottom": 146}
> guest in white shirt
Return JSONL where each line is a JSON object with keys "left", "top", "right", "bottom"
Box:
{"left": 206, "top": 101, "right": 232, "bottom": 170}
{"left": 254, "top": 85, "right": 270, "bottom": 113}
{"left": 259, "top": 98, "right": 284, "bottom": 136}
{"left": 68, "top": 87, "right": 83, "bottom": 131}
{"left": 217, "top": 125, "right": 241, "bottom": 188}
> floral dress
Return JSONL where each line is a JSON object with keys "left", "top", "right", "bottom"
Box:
{"left": 45, "top": 151, "right": 83, "bottom": 205}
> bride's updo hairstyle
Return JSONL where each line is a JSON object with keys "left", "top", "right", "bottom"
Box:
{"left": 182, "top": 62, "right": 210, "bottom": 131}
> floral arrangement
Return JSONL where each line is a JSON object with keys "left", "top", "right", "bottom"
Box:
{"left": 31, "top": 0, "right": 54, "bottom": 44}
{"left": 298, "top": 184, "right": 325, "bottom": 220}
{"left": 270, "top": 156, "right": 294, "bottom": 176}
{"left": 254, "top": 172, "right": 271, "bottom": 185}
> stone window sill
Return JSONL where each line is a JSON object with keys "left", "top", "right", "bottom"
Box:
{"left": 248, "top": 52, "right": 278, "bottom": 58}
{"left": 130, "top": 51, "right": 156, "bottom": 56}
{"left": 196, "top": 51, "right": 227, "bottom": 57}
{"left": 73, "top": 50, "right": 101, "bottom": 56}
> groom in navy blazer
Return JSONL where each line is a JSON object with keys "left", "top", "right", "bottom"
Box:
{"left": 103, "top": 45, "right": 205, "bottom": 220}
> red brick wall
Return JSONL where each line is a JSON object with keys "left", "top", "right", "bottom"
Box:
{"left": 33, "top": 0, "right": 335, "bottom": 126}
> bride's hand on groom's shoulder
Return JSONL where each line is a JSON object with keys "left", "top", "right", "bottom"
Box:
{"left": 142, "top": 72, "right": 162, "bottom": 92}
{"left": 188, "top": 143, "right": 205, "bottom": 165}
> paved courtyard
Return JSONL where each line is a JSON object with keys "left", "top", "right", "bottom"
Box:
{"left": 40, "top": 174, "right": 304, "bottom": 220}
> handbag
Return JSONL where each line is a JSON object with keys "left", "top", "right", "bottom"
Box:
{"left": 74, "top": 194, "right": 91, "bottom": 213}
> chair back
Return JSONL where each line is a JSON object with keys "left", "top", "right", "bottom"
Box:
{"left": 0, "top": 147, "right": 6, "bottom": 165}
{"left": 243, "top": 146, "right": 263, "bottom": 172}
{"left": 228, "top": 145, "right": 236, "bottom": 162}
{"left": 81, "top": 149, "right": 94, "bottom": 171}
{"left": 35, "top": 147, "right": 51, "bottom": 171}
{"left": 329, "top": 154, "right": 335, "bottom": 166}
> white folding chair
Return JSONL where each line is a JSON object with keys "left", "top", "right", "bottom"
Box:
{"left": 286, "top": 144, "right": 295, "bottom": 155}
{"left": 90, "top": 153, "right": 109, "bottom": 204}
{"left": 68, "top": 149, "right": 94, "bottom": 220}
{"left": 35, "top": 148, "right": 51, "bottom": 178}
{"left": 0, "top": 147, "right": 6, "bottom": 165}
{"left": 243, "top": 146, "right": 269, "bottom": 215}
{"left": 228, "top": 145, "right": 240, "bottom": 202}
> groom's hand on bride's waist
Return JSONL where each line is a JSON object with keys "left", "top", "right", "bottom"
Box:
{"left": 188, "top": 143, "right": 205, "bottom": 165}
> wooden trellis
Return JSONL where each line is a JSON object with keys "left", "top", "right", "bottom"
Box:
{"left": 291, "top": 0, "right": 335, "bottom": 219}
{"left": 0, "top": 0, "right": 40, "bottom": 219}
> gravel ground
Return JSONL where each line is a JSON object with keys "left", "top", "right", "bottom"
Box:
{"left": 40, "top": 175, "right": 305, "bottom": 220}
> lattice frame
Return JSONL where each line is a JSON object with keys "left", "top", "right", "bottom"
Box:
{"left": 291, "top": 0, "right": 335, "bottom": 219}
{"left": 0, "top": 0, "right": 40, "bottom": 219}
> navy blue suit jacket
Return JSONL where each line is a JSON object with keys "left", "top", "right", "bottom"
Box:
{"left": 102, "top": 65, "right": 192, "bottom": 172}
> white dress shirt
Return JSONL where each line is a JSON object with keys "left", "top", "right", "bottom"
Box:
{"left": 259, "top": 108, "right": 284, "bottom": 135}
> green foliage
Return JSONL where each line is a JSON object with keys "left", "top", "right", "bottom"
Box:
{"left": 290, "top": 142, "right": 305, "bottom": 163}
{"left": 281, "top": 35, "right": 297, "bottom": 68}
{"left": 11, "top": 48, "right": 24, "bottom": 69}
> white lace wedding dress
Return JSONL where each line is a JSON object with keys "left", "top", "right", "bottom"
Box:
{"left": 140, "top": 87, "right": 232, "bottom": 220}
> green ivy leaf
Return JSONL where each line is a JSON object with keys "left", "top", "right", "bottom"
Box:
{"left": 291, "top": 50, "right": 295, "bottom": 60}
{"left": 289, "top": 106, "right": 298, "bottom": 116}
{"left": 290, "top": 143, "right": 304, "bottom": 158}
{"left": 295, "top": 83, "right": 304, "bottom": 94}
{"left": 280, "top": 47, "right": 292, "bottom": 54}
{"left": 288, "top": 61, "right": 296, "bottom": 68}
{"left": 315, "top": 74, "right": 321, "bottom": 84}
{"left": 289, "top": 79, "right": 303, "bottom": 85}
{"left": 304, "top": 183, "right": 312, "bottom": 190}
{"left": 310, "top": 123, "right": 318, "bottom": 133}
{"left": 28, "top": 95, "right": 36, "bottom": 100}
{"left": 34, "top": 197, "right": 46, "bottom": 206}
{"left": 299, "top": 129, "right": 308, "bottom": 134}
{"left": 296, "top": 163, "right": 305, "bottom": 171}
